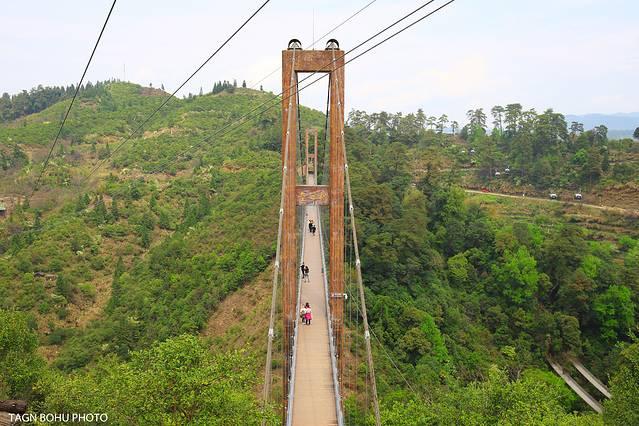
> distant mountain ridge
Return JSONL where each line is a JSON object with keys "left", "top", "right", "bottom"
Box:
{"left": 565, "top": 112, "right": 639, "bottom": 139}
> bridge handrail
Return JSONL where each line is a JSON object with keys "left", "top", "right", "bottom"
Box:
{"left": 318, "top": 204, "right": 345, "bottom": 426}
{"left": 285, "top": 217, "right": 306, "bottom": 426}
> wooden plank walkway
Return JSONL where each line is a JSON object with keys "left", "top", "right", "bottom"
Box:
{"left": 290, "top": 175, "right": 338, "bottom": 425}
{"left": 547, "top": 357, "right": 603, "bottom": 413}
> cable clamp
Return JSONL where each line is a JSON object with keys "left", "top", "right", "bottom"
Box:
{"left": 355, "top": 259, "right": 361, "bottom": 267}
{"left": 349, "top": 204, "right": 354, "bottom": 212}
{"left": 344, "top": 163, "right": 348, "bottom": 170}
{"left": 275, "top": 260, "right": 280, "bottom": 268}
{"left": 268, "top": 328, "right": 274, "bottom": 337}
{"left": 365, "top": 330, "right": 370, "bottom": 340}
{"left": 279, "top": 208, "right": 284, "bottom": 215}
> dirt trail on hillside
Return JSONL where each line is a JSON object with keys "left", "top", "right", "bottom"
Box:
{"left": 465, "top": 189, "right": 639, "bottom": 216}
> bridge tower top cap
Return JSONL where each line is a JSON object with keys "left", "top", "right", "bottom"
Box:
{"left": 325, "top": 39, "right": 339, "bottom": 50}
{"left": 288, "top": 39, "right": 302, "bottom": 50}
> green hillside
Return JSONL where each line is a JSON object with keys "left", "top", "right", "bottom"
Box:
{"left": 1, "top": 82, "right": 638, "bottom": 424}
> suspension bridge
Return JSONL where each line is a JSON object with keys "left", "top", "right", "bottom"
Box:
{"left": 261, "top": 41, "right": 381, "bottom": 425}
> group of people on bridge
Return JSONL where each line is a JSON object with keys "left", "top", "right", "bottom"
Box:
{"left": 299, "top": 218, "right": 317, "bottom": 326}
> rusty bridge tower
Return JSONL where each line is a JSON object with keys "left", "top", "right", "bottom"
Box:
{"left": 281, "top": 38, "right": 345, "bottom": 413}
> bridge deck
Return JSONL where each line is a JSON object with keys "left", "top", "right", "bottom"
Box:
{"left": 547, "top": 357, "right": 603, "bottom": 413}
{"left": 291, "top": 176, "right": 338, "bottom": 425}
{"left": 569, "top": 357, "right": 611, "bottom": 399}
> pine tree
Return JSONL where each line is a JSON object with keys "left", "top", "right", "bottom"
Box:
{"left": 149, "top": 192, "right": 157, "bottom": 211}
{"left": 113, "top": 256, "right": 125, "bottom": 280}
{"left": 242, "top": 80, "right": 247, "bottom": 88}
{"left": 93, "top": 195, "right": 108, "bottom": 225}
{"left": 76, "top": 194, "right": 88, "bottom": 213}
{"left": 110, "top": 197, "right": 120, "bottom": 221}
{"left": 34, "top": 210, "right": 42, "bottom": 229}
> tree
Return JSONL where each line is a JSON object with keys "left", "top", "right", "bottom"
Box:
{"left": 504, "top": 103, "right": 523, "bottom": 135}
{"left": 633, "top": 127, "right": 639, "bottom": 140}
{"left": 40, "top": 335, "right": 275, "bottom": 424}
{"left": 493, "top": 246, "right": 540, "bottom": 305}
{"left": 570, "top": 121, "right": 584, "bottom": 138}
{"left": 593, "top": 285, "right": 635, "bottom": 342}
{"left": 450, "top": 120, "right": 459, "bottom": 135}
{"left": 0, "top": 310, "right": 45, "bottom": 399}
{"left": 426, "top": 116, "right": 437, "bottom": 130}
{"left": 242, "top": 80, "right": 247, "bottom": 88}
{"left": 55, "top": 274, "right": 74, "bottom": 300}
{"left": 491, "top": 105, "right": 505, "bottom": 133}
{"left": 437, "top": 114, "right": 449, "bottom": 134}
{"left": 466, "top": 108, "right": 487, "bottom": 130}
{"left": 605, "top": 340, "right": 639, "bottom": 425}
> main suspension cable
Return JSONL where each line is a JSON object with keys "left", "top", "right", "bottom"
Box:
{"left": 142, "top": 0, "right": 454, "bottom": 177}
{"left": 32, "top": 0, "right": 117, "bottom": 195}
{"left": 82, "top": 0, "right": 272, "bottom": 185}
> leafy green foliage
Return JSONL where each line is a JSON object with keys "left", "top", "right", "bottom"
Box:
{"left": 605, "top": 339, "right": 639, "bottom": 425}
{"left": 0, "top": 310, "right": 45, "bottom": 399}
{"left": 39, "top": 335, "right": 275, "bottom": 425}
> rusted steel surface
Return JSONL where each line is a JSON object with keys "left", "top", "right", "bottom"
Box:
{"left": 328, "top": 51, "right": 345, "bottom": 394}
{"left": 281, "top": 48, "right": 299, "bottom": 413}
{"left": 285, "top": 50, "right": 340, "bottom": 73}
{"left": 296, "top": 185, "right": 329, "bottom": 206}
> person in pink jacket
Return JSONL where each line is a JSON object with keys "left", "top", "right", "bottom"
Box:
{"left": 304, "top": 303, "right": 312, "bottom": 325}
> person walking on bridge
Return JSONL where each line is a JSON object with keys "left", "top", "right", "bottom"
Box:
{"left": 303, "top": 302, "right": 312, "bottom": 325}
{"left": 300, "top": 262, "right": 306, "bottom": 279}
{"left": 303, "top": 265, "right": 310, "bottom": 282}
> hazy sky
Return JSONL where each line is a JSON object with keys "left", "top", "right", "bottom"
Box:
{"left": 1, "top": 0, "right": 638, "bottom": 123}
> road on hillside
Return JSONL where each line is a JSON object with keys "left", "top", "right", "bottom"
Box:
{"left": 464, "top": 189, "right": 639, "bottom": 216}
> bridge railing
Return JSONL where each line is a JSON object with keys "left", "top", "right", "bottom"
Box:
{"left": 285, "top": 212, "right": 306, "bottom": 426}
{"left": 318, "top": 204, "right": 345, "bottom": 426}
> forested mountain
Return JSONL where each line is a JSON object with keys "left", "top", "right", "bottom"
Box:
{"left": 1, "top": 82, "right": 638, "bottom": 424}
